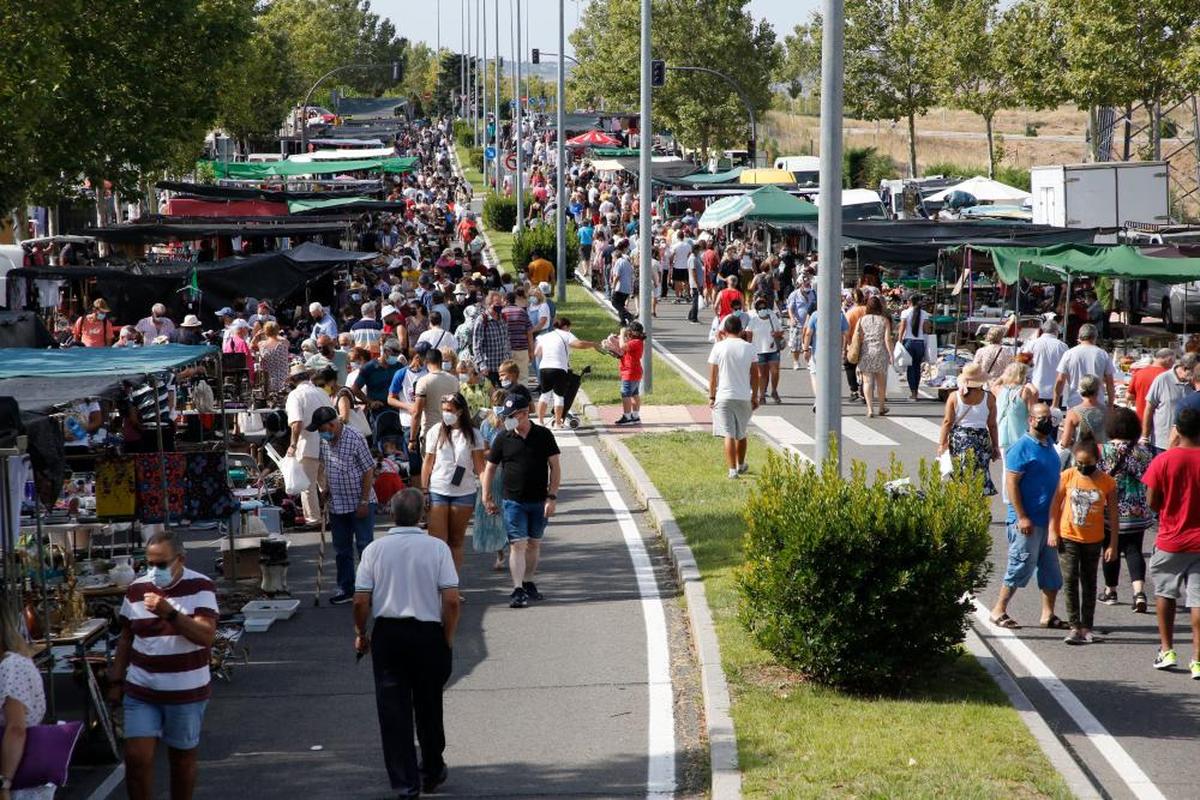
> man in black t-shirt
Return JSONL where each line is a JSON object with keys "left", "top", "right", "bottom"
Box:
{"left": 481, "top": 393, "right": 561, "bottom": 609}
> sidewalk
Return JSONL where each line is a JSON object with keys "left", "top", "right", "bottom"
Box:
{"left": 78, "top": 432, "right": 705, "bottom": 799}
{"left": 590, "top": 404, "right": 710, "bottom": 431}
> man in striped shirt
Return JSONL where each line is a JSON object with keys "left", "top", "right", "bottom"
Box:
{"left": 109, "top": 531, "right": 218, "bottom": 800}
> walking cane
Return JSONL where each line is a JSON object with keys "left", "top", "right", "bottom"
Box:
{"left": 314, "top": 505, "right": 326, "bottom": 607}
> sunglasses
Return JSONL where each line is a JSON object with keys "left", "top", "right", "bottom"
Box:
{"left": 147, "top": 557, "right": 177, "bottom": 569}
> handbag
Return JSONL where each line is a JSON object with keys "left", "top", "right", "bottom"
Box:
{"left": 337, "top": 389, "right": 373, "bottom": 438}
{"left": 847, "top": 325, "right": 862, "bottom": 365}
{"left": 2, "top": 720, "right": 83, "bottom": 789}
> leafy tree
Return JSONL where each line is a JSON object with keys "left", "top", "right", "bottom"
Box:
{"left": 569, "top": 0, "right": 780, "bottom": 159}
{"left": 779, "top": 13, "right": 823, "bottom": 101}
{"left": 218, "top": 22, "right": 302, "bottom": 148}
{"left": 844, "top": 0, "right": 941, "bottom": 177}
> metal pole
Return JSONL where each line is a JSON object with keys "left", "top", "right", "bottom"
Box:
{"left": 515, "top": 0, "right": 525, "bottom": 232}
{"left": 815, "top": 0, "right": 844, "bottom": 469}
{"left": 482, "top": 0, "right": 489, "bottom": 189}
{"left": 469, "top": 0, "right": 476, "bottom": 144}
{"left": 461, "top": 0, "right": 467, "bottom": 119}
{"left": 555, "top": 0, "right": 567, "bottom": 302}
{"left": 495, "top": 0, "right": 502, "bottom": 195}
{"left": 638, "top": 0, "right": 653, "bottom": 391}
{"left": 476, "top": 0, "right": 483, "bottom": 147}
{"left": 665, "top": 65, "right": 756, "bottom": 167}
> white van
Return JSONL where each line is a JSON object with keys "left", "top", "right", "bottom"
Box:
{"left": 774, "top": 156, "right": 821, "bottom": 187}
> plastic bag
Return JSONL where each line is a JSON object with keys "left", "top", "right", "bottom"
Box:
{"left": 938, "top": 450, "right": 954, "bottom": 477}
{"left": 280, "top": 456, "right": 310, "bottom": 495}
{"left": 893, "top": 341, "right": 913, "bottom": 369}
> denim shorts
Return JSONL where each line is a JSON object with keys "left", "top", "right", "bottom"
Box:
{"left": 502, "top": 499, "right": 547, "bottom": 542}
{"left": 124, "top": 695, "right": 208, "bottom": 750}
{"left": 430, "top": 491, "right": 476, "bottom": 508}
{"left": 756, "top": 350, "right": 781, "bottom": 364}
{"left": 620, "top": 379, "right": 641, "bottom": 398}
{"left": 1002, "top": 523, "right": 1063, "bottom": 591}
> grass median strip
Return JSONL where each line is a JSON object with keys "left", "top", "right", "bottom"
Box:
{"left": 624, "top": 430, "right": 1072, "bottom": 799}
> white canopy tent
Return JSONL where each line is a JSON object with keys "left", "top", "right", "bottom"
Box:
{"left": 925, "top": 175, "right": 1031, "bottom": 204}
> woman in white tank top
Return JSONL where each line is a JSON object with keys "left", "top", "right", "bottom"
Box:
{"left": 938, "top": 363, "right": 1000, "bottom": 496}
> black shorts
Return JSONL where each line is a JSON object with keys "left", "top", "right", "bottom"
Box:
{"left": 539, "top": 367, "right": 569, "bottom": 395}
{"left": 672, "top": 268, "right": 689, "bottom": 284}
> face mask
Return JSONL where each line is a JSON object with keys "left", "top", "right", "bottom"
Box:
{"left": 1034, "top": 418, "right": 1053, "bottom": 436}
{"left": 319, "top": 430, "right": 335, "bottom": 442}
{"left": 1078, "top": 463, "right": 1098, "bottom": 476}
{"left": 387, "top": 356, "right": 399, "bottom": 366}
{"left": 492, "top": 406, "right": 505, "bottom": 416}
{"left": 96, "top": 312, "right": 107, "bottom": 320}
{"left": 756, "top": 309, "right": 769, "bottom": 318}
{"left": 151, "top": 565, "right": 174, "bottom": 589}
{"left": 503, "top": 417, "right": 519, "bottom": 431}
{"left": 441, "top": 411, "right": 458, "bottom": 426}
{"left": 492, "top": 304, "right": 503, "bottom": 316}
{"left": 500, "top": 378, "right": 512, "bottom": 388}
{"left": 441, "top": 361, "right": 453, "bottom": 371}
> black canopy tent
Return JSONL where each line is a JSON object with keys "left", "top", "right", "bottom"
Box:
{"left": 8, "top": 242, "right": 375, "bottom": 321}
{"left": 156, "top": 181, "right": 377, "bottom": 203}
{"left": 612, "top": 157, "right": 704, "bottom": 183}
{"left": 87, "top": 219, "right": 349, "bottom": 244}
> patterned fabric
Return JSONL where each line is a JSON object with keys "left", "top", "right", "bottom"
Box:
{"left": 183, "top": 453, "right": 237, "bottom": 520}
{"left": 950, "top": 425, "right": 997, "bottom": 496}
{"left": 1099, "top": 440, "right": 1154, "bottom": 530}
{"left": 471, "top": 315, "right": 512, "bottom": 373}
{"left": 133, "top": 453, "right": 186, "bottom": 522}
{"left": 95, "top": 456, "right": 136, "bottom": 517}
{"left": 258, "top": 338, "right": 290, "bottom": 394}
{"left": 319, "top": 426, "right": 377, "bottom": 515}
{"left": 855, "top": 314, "right": 890, "bottom": 374}
{"left": 501, "top": 305, "right": 532, "bottom": 351}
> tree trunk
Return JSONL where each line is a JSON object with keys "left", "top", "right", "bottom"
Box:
{"left": 907, "top": 112, "right": 917, "bottom": 178}
{"left": 985, "top": 114, "right": 996, "bottom": 179}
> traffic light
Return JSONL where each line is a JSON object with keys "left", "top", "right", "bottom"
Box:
{"left": 651, "top": 59, "right": 665, "bottom": 88}
{"left": 532, "top": 48, "right": 540, "bottom": 64}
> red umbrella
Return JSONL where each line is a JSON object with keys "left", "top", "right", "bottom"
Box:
{"left": 567, "top": 129, "right": 621, "bottom": 147}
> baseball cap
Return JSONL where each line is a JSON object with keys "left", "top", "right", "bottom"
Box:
{"left": 380, "top": 304, "right": 399, "bottom": 319}
{"left": 413, "top": 341, "right": 433, "bottom": 357}
{"left": 306, "top": 406, "right": 339, "bottom": 431}
{"left": 215, "top": 306, "right": 235, "bottom": 318}
{"left": 498, "top": 392, "right": 531, "bottom": 418}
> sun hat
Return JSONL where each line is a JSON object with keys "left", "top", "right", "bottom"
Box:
{"left": 180, "top": 314, "right": 202, "bottom": 328}
{"left": 959, "top": 363, "right": 987, "bottom": 389}
{"left": 92, "top": 298, "right": 111, "bottom": 313}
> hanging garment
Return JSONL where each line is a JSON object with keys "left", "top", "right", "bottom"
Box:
{"left": 182, "top": 453, "right": 236, "bottom": 520}
{"left": 133, "top": 454, "right": 186, "bottom": 523}
{"left": 95, "top": 457, "right": 136, "bottom": 518}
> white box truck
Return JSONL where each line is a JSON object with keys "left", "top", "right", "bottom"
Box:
{"left": 1030, "top": 161, "right": 1169, "bottom": 228}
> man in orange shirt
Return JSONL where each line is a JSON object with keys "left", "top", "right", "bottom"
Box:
{"left": 1127, "top": 348, "right": 1173, "bottom": 422}
{"left": 73, "top": 298, "right": 115, "bottom": 347}
{"left": 527, "top": 256, "right": 553, "bottom": 291}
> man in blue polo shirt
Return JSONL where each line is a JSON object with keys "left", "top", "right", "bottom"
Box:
{"left": 989, "top": 403, "right": 1065, "bottom": 630}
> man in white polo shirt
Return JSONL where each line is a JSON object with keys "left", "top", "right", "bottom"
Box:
{"left": 353, "top": 489, "right": 460, "bottom": 798}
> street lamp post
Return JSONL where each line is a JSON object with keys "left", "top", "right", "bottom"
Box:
{"left": 494, "top": 0, "right": 501, "bottom": 194}
{"left": 299, "top": 62, "right": 400, "bottom": 153}
{"left": 815, "top": 0, "right": 845, "bottom": 469}
{"left": 514, "top": 0, "right": 525, "bottom": 232}
{"left": 638, "top": 0, "right": 653, "bottom": 391}
{"left": 482, "top": 0, "right": 489, "bottom": 188}
{"left": 665, "top": 65, "right": 757, "bottom": 166}
{"left": 555, "top": 0, "right": 567, "bottom": 303}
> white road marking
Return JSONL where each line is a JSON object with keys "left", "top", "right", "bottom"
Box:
{"left": 753, "top": 415, "right": 815, "bottom": 446}
{"left": 972, "top": 601, "right": 1166, "bottom": 800}
{"left": 580, "top": 445, "right": 676, "bottom": 797}
{"left": 84, "top": 764, "right": 125, "bottom": 800}
{"left": 840, "top": 417, "right": 898, "bottom": 446}
{"left": 889, "top": 416, "right": 944, "bottom": 444}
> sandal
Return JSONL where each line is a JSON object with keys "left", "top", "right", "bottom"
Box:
{"left": 990, "top": 613, "right": 1021, "bottom": 629}
{"left": 1040, "top": 615, "right": 1069, "bottom": 630}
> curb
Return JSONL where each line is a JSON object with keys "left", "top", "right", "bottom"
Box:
{"left": 569, "top": 281, "right": 1099, "bottom": 800}
{"left": 575, "top": 389, "right": 742, "bottom": 800}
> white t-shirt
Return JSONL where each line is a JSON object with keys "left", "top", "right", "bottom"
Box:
{"left": 1055, "top": 343, "right": 1116, "bottom": 407}
{"left": 1021, "top": 334, "right": 1069, "bottom": 399}
{"left": 707, "top": 337, "right": 757, "bottom": 401}
{"left": 537, "top": 329, "right": 577, "bottom": 371}
{"left": 745, "top": 311, "right": 782, "bottom": 355}
{"left": 285, "top": 382, "right": 335, "bottom": 460}
{"left": 417, "top": 327, "right": 458, "bottom": 354}
{"left": 355, "top": 528, "right": 458, "bottom": 622}
{"left": 898, "top": 306, "right": 929, "bottom": 341}
{"left": 423, "top": 424, "right": 485, "bottom": 496}
{"left": 671, "top": 239, "right": 693, "bottom": 271}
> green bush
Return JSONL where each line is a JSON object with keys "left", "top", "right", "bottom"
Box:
{"left": 738, "top": 450, "right": 992, "bottom": 693}
{"left": 511, "top": 221, "right": 580, "bottom": 275}
{"left": 482, "top": 193, "right": 518, "bottom": 231}
{"left": 843, "top": 146, "right": 898, "bottom": 188}
{"left": 466, "top": 146, "right": 485, "bottom": 172}
{"left": 454, "top": 119, "right": 474, "bottom": 148}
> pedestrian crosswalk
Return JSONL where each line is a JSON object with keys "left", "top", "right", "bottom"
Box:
{"left": 754, "top": 415, "right": 815, "bottom": 446}
{"left": 840, "top": 417, "right": 898, "bottom": 446}
{"left": 751, "top": 412, "right": 948, "bottom": 451}
{"left": 888, "top": 416, "right": 944, "bottom": 444}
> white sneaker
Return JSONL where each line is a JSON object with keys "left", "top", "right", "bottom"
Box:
{"left": 737, "top": 462, "right": 749, "bottom": 474}
{"left": 728, "top": 468, "right": 739, "bottom": 479}
{"left": 791, "top": 362, "right": 801, "bottom": 371}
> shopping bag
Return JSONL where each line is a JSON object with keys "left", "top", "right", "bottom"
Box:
{"left": 280, "top": 456, "right": 310, "bottom": 494}
{"left": 938, "top": 450, "right": 954, "bottom": 477}
{"left": 923, "top": 333, "right": 939, "bottom": 365}
{"left": 893, "top": 341, "right": 913, "bottom": 369}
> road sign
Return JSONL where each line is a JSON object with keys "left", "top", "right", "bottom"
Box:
{"left": 485, "top": 146, "right": 497, "bottom": 161}
{"left": 505, "top": 152, "right": 518, "bottom": 170}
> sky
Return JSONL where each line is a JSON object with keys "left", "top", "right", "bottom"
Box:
{"left": 372, "top": 0, "right": 815, "bottom": 59}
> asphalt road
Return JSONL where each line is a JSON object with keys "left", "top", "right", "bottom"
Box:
{"left": 634, "top": 291, "right": 1195, "bottom": 800}
{"left": 77, "top": 431, "right": 702, "bottom": 800}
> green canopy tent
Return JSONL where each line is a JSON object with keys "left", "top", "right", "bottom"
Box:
{"left": 697, "top": 184, "right": 818, "bottom": 230}
{"left": 202, "top": 156, "right": 418, "bottom": 179}
{"left": 958, "top": 243, "right": 1200, "bottom": 284}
